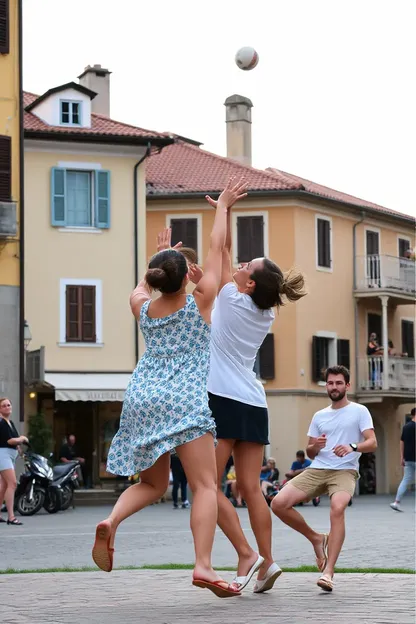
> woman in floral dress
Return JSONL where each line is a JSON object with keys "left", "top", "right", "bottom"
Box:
{"left": 92, "top": 178, "right": 247, "bottom": 598}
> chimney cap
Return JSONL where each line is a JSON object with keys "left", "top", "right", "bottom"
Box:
{"left": 224, "top": 94, "right": 253, "bottom": 107}
{"left": 78, "top": 64, "right": 112, "bottom": 79}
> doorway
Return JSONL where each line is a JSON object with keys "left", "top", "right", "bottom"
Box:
{"left": 367, "top": 313, "right": 382, "bottom": 343}
{"left": 366, "top": 230, "right": 380, "bottom": 285}
{"left": 54, "top": 401, "right": 96, "bottom": 486}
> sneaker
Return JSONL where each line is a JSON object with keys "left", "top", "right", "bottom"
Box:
{"left": 181, "top": 500, "right": 191, "bottom": 509}
{"left": 390, "top": 502, "right": 403, "bottom": 512}
{"left": 173, "top": 503, "right": 179, "bottom": 509}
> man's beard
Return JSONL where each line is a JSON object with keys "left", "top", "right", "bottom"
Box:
{"left": 328, "top": 389, "right": 346, "bottom": 402}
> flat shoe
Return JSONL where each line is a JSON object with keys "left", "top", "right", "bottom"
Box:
{"left": 192, "top": 579, "right": 241, "bottom": 598}
{"left": 0, "top": 517, "right": 6, "bottom": 523}
{"left": 7, "top": 518, "right": 23, "bottom": 525}
{"left": 316, "top": 533, "right": 329, "bottom": 572}
{"left": 233, "top": 554, "right": 264, "bottom": 590}
{"left": 253, "top": 562, "right": 282, "bottom": 593}
{"left": 92, "top": 520, "right": 114, "bottom": 572}
{"left": 317, "top": 574, "right": 334, "bottom": 592}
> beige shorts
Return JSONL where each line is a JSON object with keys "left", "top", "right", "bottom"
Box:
{"left": 289, "top": 468, "right": 358, "bottom": 499}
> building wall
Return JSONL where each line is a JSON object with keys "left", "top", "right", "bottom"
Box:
{"left": 24, "top": 146, "right": 147, "bottom": 373}
{"left": 0, "top": 0, "right": 20, "bottom": 414}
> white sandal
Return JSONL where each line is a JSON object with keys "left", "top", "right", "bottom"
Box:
{"left": 253, "top": 562, "right": 282, "bottom": 593}
{"left": 232, "top": 554, "right": 264, "bottom": 591}
{"left": 317, "top": 573, "right": 334, "bottom": 592}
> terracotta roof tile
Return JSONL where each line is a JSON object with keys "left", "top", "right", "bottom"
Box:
{"left": 147, "top": 140, "right": 298, "bottom": 195}
{"left": 23, "top": 91, "right": 167, "bottom": 140}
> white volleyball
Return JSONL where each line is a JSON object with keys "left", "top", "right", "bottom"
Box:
{"left": 235, "top": 46, "right": 259, "bottom": 71}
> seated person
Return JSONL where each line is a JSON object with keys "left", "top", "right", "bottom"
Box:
{"left": 285, "top": 450, "right": 311, "bottom": 481}
{"left": 260, "top": 457, "right": 279, "bottom": 496}
{"left": 226, "top": 465, "right": 243, "bottom": 507}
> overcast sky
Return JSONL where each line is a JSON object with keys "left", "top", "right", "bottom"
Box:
{"left": 23, "top": 0, "right": 415, "bottom": 218}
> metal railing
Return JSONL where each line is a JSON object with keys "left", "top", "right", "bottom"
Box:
{"left": 359, "top": 356, "right": 415, "bottom": 392}
{"left": 355, "top": 254, "right": 415, "bottom": 293}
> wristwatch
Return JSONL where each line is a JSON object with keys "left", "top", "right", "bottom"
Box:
{"left": 349, "top": 443, "right": 358, "bottom": 452}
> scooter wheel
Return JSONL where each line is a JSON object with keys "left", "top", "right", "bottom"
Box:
{"left": 16, "top": 488, "right": 45, "bottom": 516}
{"left": 43, "top": 488, "right": 63, "bottom": 514}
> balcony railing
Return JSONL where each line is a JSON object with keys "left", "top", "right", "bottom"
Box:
{"left": 355, "top": 255, "right": 415, "bottom": 294}
{"left": 359, "top": 356, "right": 415, "bottom": 392}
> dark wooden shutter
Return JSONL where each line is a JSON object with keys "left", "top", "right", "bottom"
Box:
{"left": 237, "top": 216, "right": 264, "bottom": 263}
{"left": 312, "top": 336, "right": 328, "bottom": 382}
{"left": 0, "top": 135, "right": 11, "bottom": 201}
{"left": 66, "top": 286, "right": 81, "bottom": 342}
{"left": 337, "top": 339, "right": 350, "bottom": 370}
{"left": 81, "top": 286, "right": 96, "bottom": 342}
{"left": 401, "top": 320, "right": 414, "bottom": 358}
{"left": 0, "top": 0, "right": 9, "bottom": 55}
{"left": 171, "top": 218, "right": 198, "bottom": 258}
{"left": 259, "top": 333, "right": 275, "bottom": 380}
{"left": 317, "top": 219, "right": 331, "bottom": 268}
{"left": 399, "top": 239, "right": 410, "bottom": 258}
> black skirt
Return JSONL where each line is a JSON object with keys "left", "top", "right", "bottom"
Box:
{"left": 208, "top": 392, "right": 269, "bottom": 445}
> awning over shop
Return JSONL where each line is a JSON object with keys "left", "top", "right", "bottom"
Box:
{"left": 44, "top": 373, "right": 131, "bottom": 402}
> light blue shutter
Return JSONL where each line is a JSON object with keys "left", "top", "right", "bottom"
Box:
{"left": 51, "top": 168, "right": 66, "bottom": 226}
{"left": 95, "top": 170, "right": 110, "bottom": 229}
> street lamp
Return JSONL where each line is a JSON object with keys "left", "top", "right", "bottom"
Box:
{"left": 24, "top": 320, "right": 32, "bottom": 351}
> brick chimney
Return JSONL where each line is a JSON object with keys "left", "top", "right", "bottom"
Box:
{"left": 78, "top": 64, "right": 111, "bottom": 117}
{"left": 224, "top": 94, "right": 253, "bottom": 166}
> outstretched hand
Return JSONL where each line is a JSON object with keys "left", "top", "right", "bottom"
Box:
{"left": 188, "top": 263, "right": 204, "bottom": 285}
{"left": 205, "top": 177, "right": 248, "bottom": 210}
{"left": 157, "top": 227, "right": 183, "bottom": 252}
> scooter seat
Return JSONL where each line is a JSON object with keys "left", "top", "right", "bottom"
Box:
{"left": 53, "top": 462, "right": 78, "bottom": 478}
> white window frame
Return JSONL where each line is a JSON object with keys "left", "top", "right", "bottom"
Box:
{"left": 60, "top": 100, "right": 82, "bottom": 126}
{"left": 232, "top": 211, "right": 269, "bottom": 266}
{"left": 59, "top": 278, "right": 103, "bottom": 347}
{"left": 314, "top": 330, "right": 338, "bottom": 385}
{"left": 166, "top": 213, "right": 202, "bottom": 259}
{"left": 397, "top": 235, "right": 412, "bottom": 258}
{"left": 315, "top": 214, "right": 333, "bottom": 272}
{"left": 57, "top": 162, "right": 103, "bottom": 233}
{"left": 364, "top": 227, "right": 381, "bottom": 279}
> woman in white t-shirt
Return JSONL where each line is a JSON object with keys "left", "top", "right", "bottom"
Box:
{"left": 200, "top": 192, "right": 307, "bottom": 594}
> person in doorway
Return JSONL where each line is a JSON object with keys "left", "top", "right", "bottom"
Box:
{"left": 271, "top": 365, "right": 377, "bottom": 592}
{"left": 390, "top": 407, "right": 416, "bottom": 512}
{"left": 60, "top": 434, "right": 90, "bottom": 488}
{"left": 92, "top": 178, "right": 248, "bottom": 599}
{"left": 285, "top": 450, "right": 312, "bottom": 481}
{"left": 170, "top": 452, "right": 190, "bottom": 509}
{"left": 200, "top": 190, "right": 307, "bottom": 594}
{"left": 0, "top": 398, "right": 28, "bottom": 525}
{"left": 367, "top": 333, "right": 384, "bottom": 388}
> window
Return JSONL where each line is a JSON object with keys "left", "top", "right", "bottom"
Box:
{"left": 51, "top": 168, "right": 110, "bottom": 229}
{"left": 237, "top": 215, "right": 264, "bottom": 263}
{"left": 316, "top": 216, "right": 332, "bottom": 270}
{"left": 253, "top": 333, "right": 275, "bottom": 380}
{"left": 60, "top": 279, "right": 102, "bottom": 346}
{"left": 402, "top": 320, "right": 414, "bottom": 358}
{"left": 398, "top": 238, "right": 411, "bottom": 259}
{"left": 0, "top": 0, "right": 9, "bottom": 55}
{"left": 365, "top": 229, "right": 380, "bottom": 285}
{"left": 60, "top": 101, "right": 81, "bottom": 125}
{"left": 312, "top": 335, "right": 349, "bottom": 383}
{"left": 170, "top": 217, "right": 198, "bottom": 259}
{"left": 0, "top": 134, "right": 11, "bottom": 201}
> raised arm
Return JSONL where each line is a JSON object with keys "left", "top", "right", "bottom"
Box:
{"left": 194, "top": 178, "right": 247, "bottom": 322}
{"left": 130, "top": 279, "right": 152, "bottom": 322}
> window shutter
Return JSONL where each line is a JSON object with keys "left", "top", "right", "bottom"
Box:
{"left": 0, "top": 135, "right": 11, "bottom": 201}
{"left": 237, "top": 216, "right": 264, "bottom": 263}
{"left": 81, "top": 286, "right": 96, "bottom": 342}
{"left": 259, "top": 333, "right": 275, "bottom": 380}
{"left": 0, "top": 0, "right": 9, "bottom": 55}
{"left": 171, "top": 218, "right": 198, "bottom": 257}
{"left": 401, "top": 320, "right": 414, "bottom": 358}
{"left": 312, "top": 336, "right": 322, "bottom": 382}
{"left": 317, "top": 219, "right": 331, "bottom": 268}
{"left": 251, "top": 216, "right": 265, "bottom": 259}
{"left": 399, "top": 239, "right": 410, "bottom": 258}
{"left": 66, "top": 286, "right": 81, "bottom": 342}
{"left": 95, "top": 170, "right": 110, "bottom": 228}
{"left": 237, "top": 217, "right": 251, "bottom": 263}
{"left": 51, "top": 168, "right": 66, "bottom": 226}
{"left": 337, "top": 339, "right": 350, "bottom": 370}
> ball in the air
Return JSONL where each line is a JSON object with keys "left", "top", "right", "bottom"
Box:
{"left": 235, "top": 46, "right": 259, "bottom": 71}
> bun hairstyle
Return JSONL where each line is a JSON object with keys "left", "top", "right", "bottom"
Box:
{"left": 145, "top": 249, "right": 188, "bottom": 294}
{"left": 250, "top": 258, "right": 307, "bottom": 310}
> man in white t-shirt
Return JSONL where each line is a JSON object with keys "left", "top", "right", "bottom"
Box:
{"left": 271, "top": 365, "right": 377, "bottom": 592}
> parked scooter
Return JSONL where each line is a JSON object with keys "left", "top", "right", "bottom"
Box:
{"left": 15, "top": 443, "right": 63, "bottom": 516}
{"left": 52, "top": 460, "right": 80, "bottom": 510}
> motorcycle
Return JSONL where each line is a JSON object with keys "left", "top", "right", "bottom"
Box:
{"left": 52, "top": 460, "right": 80, "bottom": 510}
{"left": 15, "top": 444, "right": 63, "bottom": 516}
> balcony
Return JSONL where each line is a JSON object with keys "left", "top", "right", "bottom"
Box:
{"left": 355, "top": 255, "right": 415, "bottom": 303}
{"left": 358, "top": 355, "right": 415, "bottom": 401}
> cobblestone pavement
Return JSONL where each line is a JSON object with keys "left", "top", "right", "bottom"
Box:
{"left": 1, "top": 570, "right": 414, "bottom": 624}
{"left": 0, "top": 495, "right": 414, "bottom": 571}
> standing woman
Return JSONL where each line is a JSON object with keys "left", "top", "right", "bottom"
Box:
{"left": 92, "top": 178, "right": 247, "bottom": 598}
{"left": 204, "top": 193, "right": 307, "bottom": 593}
{"left": 0, "top": 398, "right": 28, "bottom": 525}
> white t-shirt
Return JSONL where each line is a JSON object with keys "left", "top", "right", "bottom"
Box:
{"left": 308, "top": 402, "right": 374, "bottom": 471}
{"left": 207, "top": 282, "right": 275, "bottom": 407}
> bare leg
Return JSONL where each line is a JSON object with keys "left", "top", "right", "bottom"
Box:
{"left": 0, "top": 474, "right": 6, "bottom": 519}
{"left": 177, "top": 433, "right": 224, "bottom": 583}
{"left": 324, "top": 492, "right": 351, "bottom": 577}
{"left": 215, "top": 439, "right": 258, "bottom": 576}
{"left": 104, "top": 453, "right": 171, "bottom": 547}
{"left": 271, "top": 484, "right": 327, "bottom": 562}
{"left": 230, "top": 481, "right": 242, "bottom": 506}
{"left": 233, "top": 442, "right": 274, "bottom": 579}
{"left": 0, "top": 469, "right": 17, "bottom": 521}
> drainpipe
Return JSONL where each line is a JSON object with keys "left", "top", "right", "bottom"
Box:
{"left": 18, "top": 0, "right": 25, "bottom": 424}
{"left": 353, "top": 211, "right": 366, "bottom": 397}
{"left": 133, "top": 143, "right": 152, "bottom": 365}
